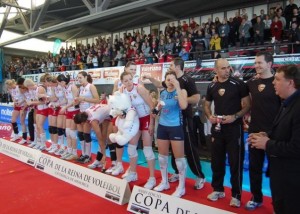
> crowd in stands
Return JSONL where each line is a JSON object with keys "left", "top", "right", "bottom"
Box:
{"left": 4, "top": 0, "right": 300, "bottom": 80}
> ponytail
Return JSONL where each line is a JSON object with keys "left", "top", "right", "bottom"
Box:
{"left": 78, "top": 71, "right": 93, "bottom": 84}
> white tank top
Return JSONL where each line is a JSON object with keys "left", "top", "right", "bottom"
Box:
{"left": 36, "top": 85, "right": 48, "bottom": 110}
{"left": 53, "top": 85, "right": 65, "bottom": 107}
{"left": 79, "top": 83, "right": 93, "bottom": 112}
{"left": 123, "top": 84, "right": 150, "bottom": 118}
{"left": 86, "top": 104, "right": 110, "bottom": 123}
{"left": 9, "top": 86, "right": 25, "bottom": 106}
{"left": 65, "top": 83, "right": 77, "bottom": 112}
{"left": 23, "top": 91, "right": 32, "bottom": 103}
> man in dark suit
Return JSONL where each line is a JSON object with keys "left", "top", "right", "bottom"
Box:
{"left": 248, "top": 65, "right": 300, "bottom": 214}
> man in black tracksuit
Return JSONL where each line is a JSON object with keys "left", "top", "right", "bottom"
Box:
{"left": 204, "top": 58, "right": 250, "bottom": 207}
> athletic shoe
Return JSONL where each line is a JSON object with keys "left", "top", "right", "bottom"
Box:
{"left": 60, "top": 149, "right": 69, "bottom": 157}
{"left": 230, "top": 197, "right": 241, "bottom": 208}
{"left": 194, "top": 177, "right": 205, "bottom": 190}
{"left": 111, "top": 164, "right": 124, "bottom": 176}
{"left": 123, "top": 172, "right": 138, "bottom": 182}
{"left": 27, "top": 142, "right": 36, "bottom": 148}
{"left": 245, "top": 201, "right": 262, "bottom": 210}
{"left": 77, "top": 155, "right": 91, "bottom": 164}
{"left": 38, "top": 145, "right": 46, "bottom": 151}
{"left": 11, "top": 134, "right": 21, "bottom": 142}
{"left": 153, "top": 182, "right": 170, "bottom": 192}
{"left": 65, "top": 154, "right": 79, "bottom": 161}
{"left": 88, "top": 160, "right": 103, "bottom": 169}
{"left": 61, "top": 153, "right": 71, "bottom": 160}
{"left": 121, "top": 167, "right": 130, "bottom": 178}
{"left": 207, "top": 191, "right": 225, "bottom": 201}
{"left": 18, "top": 139, "right": 27, "bottom": 145}
{"left": 172, "top": 187, "right": 185, "bottom": 198}
{"left": 48, "top": 146, "right": 59, "bottom": 154}
{"left": 143, "top": 177, "right": 156, "bottom": 190}
{"left": 168, "top": 174, "right": 179, "bottom": 183}
{"left": 105, "top": 164, "right": 117, "bottom": 174}
{"left": 32, "top": 144, "right": 41, "bottom": 150}
{"left": 46, "top": 144, "right": 53, "bottom": 151}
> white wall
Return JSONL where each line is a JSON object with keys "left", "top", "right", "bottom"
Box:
{"left": 213, "top": 12, "right": 225, "bottom": 22}
{"left": 201, "top": 14, "right": 212, "bottom": 25}
{"left": 142, "top": 26, "right": 150, "bottom": 35}
{"left": 253, "top": 4, "right": 268, "bottom": 16}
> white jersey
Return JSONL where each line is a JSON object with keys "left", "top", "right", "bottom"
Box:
{"left": 86, "top": 104, "right": 110, "bottom": 123}
{"left": 36, "top": 85, "right": 48, "bottom": 110}
{"left": 65, "top": 83, "right": 77, "bottom": 112}
{"left": 123, "top": 84, "right": 150, "bottom": 118}
{"left": 79, "top": 83, "right": 93, "bottom": 112}
{"left": 9, "top": 86, "right": 25, "bottom": 106}
{"left": 53, "top": 85, "right": 65, "bottom": 107}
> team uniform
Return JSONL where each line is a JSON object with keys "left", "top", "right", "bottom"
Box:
{"left": 157, "top": 89, "right": 184, "bottom": 140}
{"left": 163, "top": 74, "right": 206, "bottom": 186}
{"left": 79, "top": 83, "right": 93, "bottom": 112}
{"left": 122, "top": 83, "right": 151, "bottom": 130}
{"left": 9, "top": 86, "right": 25, "bottom": 111}
{"left": 246, "top": 77, "right": 281, "bottom": 205}
{"left": 85, "top": 104, "right": 111, "bottom": 123}
{"left": 49, "top": 85, "right": 66, "bottom": 116}
{"left": 36, "top": 84, "right": 49, "bottom": 116}
{"left": 65, "top": 83, "right": 80, "bottom": 119}
{"left": 206, "top": 76, "right": 249, "bottom": 201}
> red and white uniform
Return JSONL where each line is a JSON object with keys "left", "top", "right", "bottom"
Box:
{"left": 79, "top": 83, "right": 93, "bottom": 112}
{"left": 85, "top": 104, "right": 110, "bottom": 123}
{"left": 64, "top": 83, "right": 80, "bottom": 119}
{"left": 49, "top": 84, "right": 66, "bottom": 116}
{"left": 122, "top": 84, "right": 150, "bottom": 118}
{"left": 36, "top": 85, "right": 49, "bottom": 116}
{"left": 9, "top": 86, "right": 25, "bottom": 110}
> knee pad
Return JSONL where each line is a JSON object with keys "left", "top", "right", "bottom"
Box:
{"left": 65, "top": 128, "right": 71, "bottom": 137}
{"left": 108, "top": 144, "right": 116, "bottom": 161}
{"left": 69, "top": 129, "right": 77, "bottom": 139}
{"left": 83, "top": 133, "right": 92, "bottom": 143}
{"left": 127, "top": 144, "right": 138, "bottom": 158}
{"left": 58, "top": 128, "right": 64, "bottom": 136}
{"left": 175, "top": 158, "right": 187, "bottom": 173}
{"left": 115, "top": 143, "right": 124, "bottom": 149}
{"left": 143, "top": 146, "right": 155, "bottom": 160}
{"left": 48, "top": 126, "right": 53, "bottom": 134}
{"left": 77, "top": 131, "right": 84, "bottom": 141}
{"left": 52, "top": 126, "right": 58, "bottom": 134}
{"left": 158, "top": 154, "right": 168, "bottom": 169}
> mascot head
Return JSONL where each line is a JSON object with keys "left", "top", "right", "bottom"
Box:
{"left": 108, "top": 91, "right": 132, "bottom": 118}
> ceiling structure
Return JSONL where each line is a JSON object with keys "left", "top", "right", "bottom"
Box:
{"left": 0, "top": 0, "right": 271, "bottom": 47}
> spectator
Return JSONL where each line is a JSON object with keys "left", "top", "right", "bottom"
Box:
{"left": 239, "top": 17, "right": 251, "bottom": 47}
{"left": 270, "top": 16, "right": 283, "bottom": 42}
{"left": 209, "top": 33, "right": 221, "bottom": 51}
{"left": 218, "top": 18, "right": 230, "bottom": 49}
{"left": 253, "top": 16, "right": 265, "bottom": 45}
{"left": 284, "top": 0, "right": 298, "bottom": 29}
{"left": 287, "top": 22, "right": 300, "bottom": 53}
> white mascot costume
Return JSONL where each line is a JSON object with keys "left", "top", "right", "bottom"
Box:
{"left": 108, "top": 91, "right": 139, "bottom": 146}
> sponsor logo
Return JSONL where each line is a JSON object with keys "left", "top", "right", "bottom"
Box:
{"left": 1, "top": 108, "right": 13, "bottom": 116}
{"left": 218, "top": 89, "right": 225, "bottom": 96}
{"left": 0, "top": 124, "right": 12, "bottom": 131}
{"left": 258, "top": 84, "right": 266, "bottom": 92}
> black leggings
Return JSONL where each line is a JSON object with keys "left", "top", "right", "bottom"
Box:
{"left": 28, "top": 109, "right": 34, "bottom": 141}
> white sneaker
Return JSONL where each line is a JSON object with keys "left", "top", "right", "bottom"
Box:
{"left": 154, "top": 182, "right": 170, "bottom": 192}
{"left": 38, "top": 145, "right": 46, "bottom": 151}
{"left": 46, "top": 144, "right": 53, "bottom": 151}
{"left": 65, "top": 154, "right": 79, "bottom": 161}
{"left": 105, "top": 164, "right": 117, "bottom": 174}
{"left": 27, "top": 142, "right": 36, "bottom": 148}
{"left": 168, "top": 174, "right": 179, "bottom": 183}
{"left": 48, "top": 146, "right": 59, "bottom": 154}
{"left": 54, "top": 148, "right": 64, "bottom": 156}
{"left": 123, "top": 172, "right": 138, "bottom": 182}
{"left": 207, "top": 191, "right": 225, "bottom": 201}
{"left": 172, "top": 187, "right": 185, "bottom": 198}
{"left": 11, "top": 134, "right": 21, "bottom": 142}
{"left": 143, "top": 177, "right": 156, "bottom": 190}
{"left": 111, "top": 164, "right": 124, "bottom": 176}
{"left": 18, "top": 139, "right": 27, "bottom": 145}
{"left": 88, "top": 160, "right": 103, "bottom": 169}
{"left": 194, "top": 177, "right": 205, "bottom": 190}
{"left": 61, "top": 153, "right": 71, "bottom": 160}
{"left": 60, "top": 149, "right": 69, "bottom": 157}
{"left": 121, "top": 167, "right": 131, "bottom": 178}
{"left": 32, "top": 144, "right": 41, "bottom": 150}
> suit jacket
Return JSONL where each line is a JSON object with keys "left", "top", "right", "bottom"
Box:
{"left": 266, "top": 91, "right": 300, "bottom": 203}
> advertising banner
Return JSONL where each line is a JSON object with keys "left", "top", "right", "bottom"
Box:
{"left": 128, "top": 186, "right": 235, "bottom": 214}
{"left": 35, "top": 153, "right": 131, "bottom": 205}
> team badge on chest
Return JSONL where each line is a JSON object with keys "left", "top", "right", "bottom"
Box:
{"left": 218, "top": 88, "right": 225, "bottom": 96}
{"left": 258, "top": 84, "right": 266, "bottom": 92}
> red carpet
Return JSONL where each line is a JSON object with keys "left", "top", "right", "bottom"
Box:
{"left": 0, "top": 143, "right": 273, "bottom": 214}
